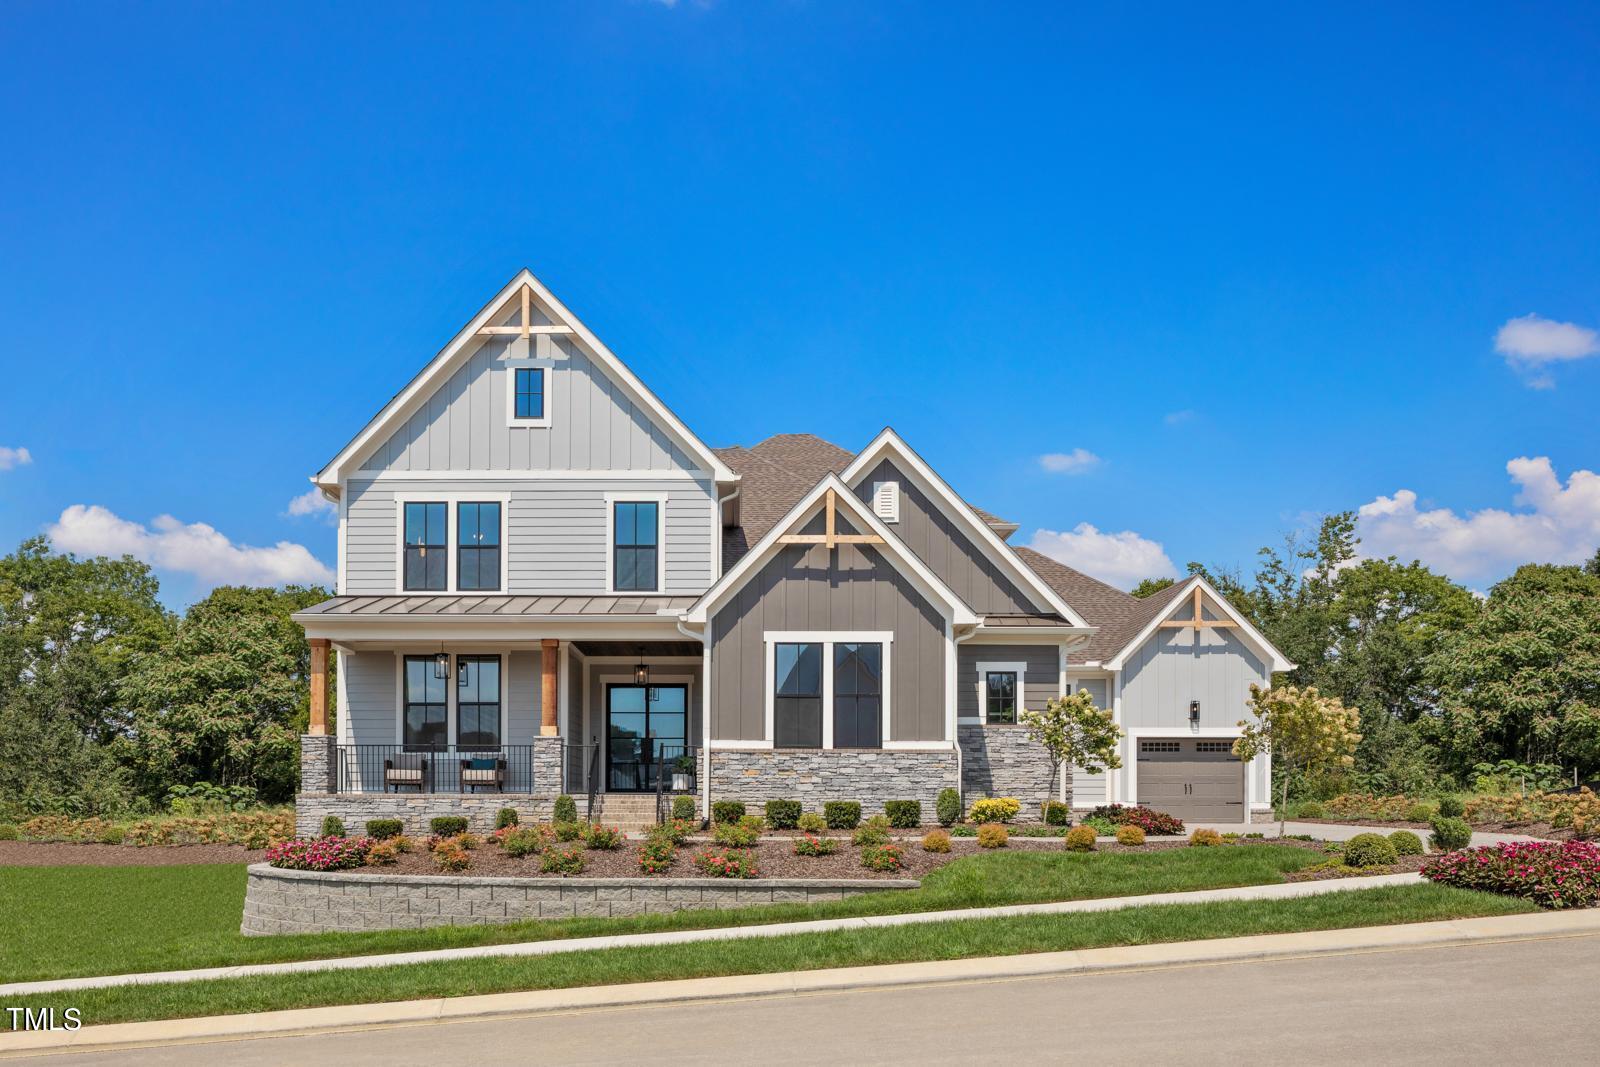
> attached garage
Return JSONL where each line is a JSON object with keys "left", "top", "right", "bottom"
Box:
{"left": 1135, "top": 738, "right": 1246, "bottom": 823}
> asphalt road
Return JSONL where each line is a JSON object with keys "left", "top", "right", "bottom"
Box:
{"left": 21, "top": 932, "right": 1600, "bottom": 1066}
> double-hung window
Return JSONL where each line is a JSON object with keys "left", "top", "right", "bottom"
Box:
{"left": 612, "top": 501, "right": 659, "bottom": 592}
{"left": 832, "top": 643, "right": 883, "bottom": 749}
{"left": 456, "top": 502, "right": 501, "bottom": 591}
{"left": 402, "top": 656, "right": 448, "bottom": 749}
{"left": 773, "top": 642, "right": 823, "bottom": 747}
{"left": 403, "top": 503, "right": 447, "bottom": 591}
{"left": 513, "top": 368, "right": 545, "bottom": 421}
{"left": 984, "top": 670, "right": 1019, "bottom": 724}
{"left": 456, "top": 655, "right": 501, "bottom": 750}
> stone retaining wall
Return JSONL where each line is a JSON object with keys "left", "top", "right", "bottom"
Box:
{"left": 958, "top": 725, "right": 1060, "bottom": 820}
{"left": 241, "top": 864, "right": 915, "bottom": 935}
{"left": 708, "top": 749, "right": 958, "bottom": 818}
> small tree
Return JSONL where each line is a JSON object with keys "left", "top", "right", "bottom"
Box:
{"left": 1234, "top": 683, "right": 1361, "bottom": 836}
{"left": 1019, "top": 691, "right": 1123, "bottom": 818}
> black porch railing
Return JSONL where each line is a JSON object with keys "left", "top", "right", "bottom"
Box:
{"left": 336, "top": 745, "right": 539, "bottom": 794}
{"left": 654, "top": 744, "right": 700, "bottom": 824}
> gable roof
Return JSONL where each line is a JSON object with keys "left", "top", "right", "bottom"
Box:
{"left": 312, "top": 269, "right": 738, "bottom": 492}
{"left": 683, "top": 471, "right": 979, "bottom": 627}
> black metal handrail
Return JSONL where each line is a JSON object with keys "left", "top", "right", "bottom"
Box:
{"left": 655, "top": 744, "right": 699, "bottom": 824}
{"left": 335, "top": 744, "right": 537, "bottom": 794}
{"left": 585, "top": 743, "right": 601, "bottom": 824}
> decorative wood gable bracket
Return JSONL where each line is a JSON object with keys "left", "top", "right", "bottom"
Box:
{"left": 776, "top": 489, "right": 886, "bottom": 549}
{"left": 475, "top": 284, "right": 577, "bottom": 339}
{"left": 1159, "top": 585, "right": 1237, "bottom": 632}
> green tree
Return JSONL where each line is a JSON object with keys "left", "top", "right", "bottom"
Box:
{"left": 0, "top": 537, "right": 173, "bottom": 814}
{"left": 1425, "top": 564, "right": 1600, "bottom": 779}
{"left": 1130, "top": 577, "right": 1175, "bottom": 599}
{"left": 1018, "top": 690, "right": 1123, "bottom": 816}
{"left": 1234, "top": 683, "right": 1361, "bottom": 835}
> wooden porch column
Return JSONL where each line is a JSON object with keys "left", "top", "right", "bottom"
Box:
{"left": 308, "top": 639, "right": 330, "bottom": 736}
{"left": 541, "top": 639, "right": 560, "bottom": 736}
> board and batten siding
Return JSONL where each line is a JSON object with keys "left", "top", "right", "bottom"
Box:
{"left": 956, "top": 644, "right": 1059, "bottom": 719}
{"left": 343, "top": 477, "right": 715, "bottom": 595}
{"left": 851, "top": 459, "right": 1036, "bottom": 616}
{"left": 709, "top": 519, "right": 948, "bottom": 744}
{"left": 357, "top": 332, "right": 700, "bottom": 475}
{"left": 1118, "top": 620, "right": 1269, "bottom": 731}
{"left": 1069, "top": 676, "right": 1110, "bottom": 806}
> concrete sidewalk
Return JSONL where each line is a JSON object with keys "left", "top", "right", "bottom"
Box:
{"left": 0, "top": 872, "right": 1423, "bottom": 999}
{"left": 1188, "top": 820, "right": 1540, "bottom": 847}
{"left": 5, "top": 907, "right": 1596, "bottom": 1059}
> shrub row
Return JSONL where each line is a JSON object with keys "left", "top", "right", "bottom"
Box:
{"left": 18, "top": 811, "right": 295, "bottom": 849}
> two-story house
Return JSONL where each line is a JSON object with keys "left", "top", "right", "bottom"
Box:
{"left": 292, "top": 270, "right": 1291, "bottom": 834}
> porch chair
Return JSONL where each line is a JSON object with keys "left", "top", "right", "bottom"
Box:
{"left": 460, "top": 756, "right": 507, "bottom": 793}
{"left": 384, "top": 752, "right": 428, "bottom": 792}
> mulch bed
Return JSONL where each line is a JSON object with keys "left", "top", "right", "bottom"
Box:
{"left": 0, "top": 840, "right": 270, "bottom": 867}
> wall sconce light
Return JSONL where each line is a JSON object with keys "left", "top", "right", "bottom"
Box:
{"left": 1189, "top": 700, "right": 1201, "bottom": 724}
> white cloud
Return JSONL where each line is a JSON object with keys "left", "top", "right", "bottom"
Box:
{"left": 47, "top": 505, "right": 335, "bottom": 589}
{"left": 1028, "top": 523, "right": 1177, "bottom": 590}
{"left": 1495, "top": 314, "right": 1599, "bottom": 387}
{"left": 1356, "top": 457, "right": 1600, "bottom": 582}
{"left": 0, "top": 446, "right": 33, "bottom": 470}
{"left": 1163, "top": 410, "right": 1196, "bottom": 426}
{"left": 286, "top": 488, "right": 337, "bottom": 523}
{"left": 1039, "top": 448, "right": 1102, "bottom": 475}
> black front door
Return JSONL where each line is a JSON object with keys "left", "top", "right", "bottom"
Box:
{"left": 606, "top": 684, "right": 688, "bottom": 792}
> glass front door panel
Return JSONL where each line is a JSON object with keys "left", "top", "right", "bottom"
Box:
{"left": 606, "top": 684, "right": 688, "bottom": 792}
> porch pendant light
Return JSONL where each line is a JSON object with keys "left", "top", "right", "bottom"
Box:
{"left": 634, "top": 647, "right": 650, "bottom": 688}
{"left": 434, "top": 649, "right": 450, "bottom": 680}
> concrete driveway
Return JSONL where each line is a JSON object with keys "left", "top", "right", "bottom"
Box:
{"left": 1188, "top": 820, "right": 1542, "bottom": 847}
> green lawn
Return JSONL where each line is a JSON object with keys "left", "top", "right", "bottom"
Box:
{"left": 8, "top": 884, "right": 1535, "bottom": 1025}
{"left": 6, "top": 845, "right": 1331, "bottom": 983}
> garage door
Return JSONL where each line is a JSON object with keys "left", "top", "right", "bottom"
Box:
{"left": 1136, "top": 739, "right": 1245, "bottom": 823}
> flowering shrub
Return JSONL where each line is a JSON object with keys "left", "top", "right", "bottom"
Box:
{"left": 583, "top": 824, "right": 624, "bottom": 851}
{"left": 713, "top": 821, "right": 759, "bottom": 847}
{"left": 638, "top": 836, "right": 676, "bottom": 875}
{"left": 694, "top": 848, "right": 759, "bottom": 878}
{"left": 977, "top": 823, "right": 1009, "bottom": 849}
{"left": 968, "top": 797, "right": 1021, "bottom": 824}
{"left": 434, "top": 842, "right": 471, "bottom": 871}
{"left": 1063, "top": 825, "right": 1096, "bottom": 851}
{"left": 553, "top": 821, "right": 585, "bottom": 843}
{"left": 861, "top": 842, "right": 906, "bottom": 872}
{"left": 266, "top": 836, "right": 371, "bottom": 871}
{"left": 921, "top": 830, "right": 951, "bottom": 853}
{"left": 653, "top": 818, "right": 694, "bottom": 845}
{"left": 1423, "top": 840, "right": 1600, "bottom": 909}
{"left": 366, "top": 840, "right": 400, "bottom": 865}
{"left": 540, "top": 845, "right": 586, "bottom": 875}
{"left": 1085, "top": 805, "right": 1185, "bottom": 836}
{"left": 500, "top": 826, "right": 552, "bottom": 858}
{"left": 1115, "top": 825, "right": 1146, "bottom": 846}
{"left": 793, "top": 833, "right": 839, "bottom": 856}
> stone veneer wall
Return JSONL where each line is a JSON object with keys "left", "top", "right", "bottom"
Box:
{"left": 300, "top": 734, "right": 335, "bottom": 793}
{"left": 241, "top": 864, "right": 915, "bottom": 935}
{"left": 958, "top": 725, "right": 1060, "bottom": 820}
{"left": 708, "top": 749, "right": 957, "bottom": 818}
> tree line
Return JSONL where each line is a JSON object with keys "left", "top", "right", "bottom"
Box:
{"left": 1135, "top": 514, "right": 1600, "bottom": 796}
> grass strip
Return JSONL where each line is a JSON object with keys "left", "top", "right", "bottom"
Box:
{"left": 4, "top": 846, "right": 1328, "bottom": 982}
{"left": 7, "top": 885, "right": 1535, "bottom": 1025}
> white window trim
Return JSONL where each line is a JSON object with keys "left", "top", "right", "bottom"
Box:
{"left": 392, "top": 650, "right": 508, "bottom": 750}
{"left": 504, "top": 364, "right": 552, "bottom": 428}
{"left": 762, "top": 631, "right": 894, "bottom": 750}
{"left": 604, "top": 491, "right": 670, "bottom": 595}
{"left": 962, "top": 660, "right": 1027, "bottom": 726}
{"left": 395, "top": 493, "right": 512, "bottom": 594}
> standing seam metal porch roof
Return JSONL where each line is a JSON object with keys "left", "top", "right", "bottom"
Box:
{"left": 295, "top": 595, "right": 698, "bottom": 617}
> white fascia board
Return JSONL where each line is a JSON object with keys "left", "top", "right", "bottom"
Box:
{"left": 682, "top": 473, "right": 979, "bottom": 627}
{"left": 1102, "top": 576, "right": 1295, "bottom": 673}
{"left": 313, "top": 269, "right": 738, "bottom": 489}
{"left": 839, "top": 428, "right": 1089, "bottom": 628}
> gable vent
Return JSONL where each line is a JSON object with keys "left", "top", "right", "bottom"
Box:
{"left": 872, "top": 481, "right": 901, "bottom": 524}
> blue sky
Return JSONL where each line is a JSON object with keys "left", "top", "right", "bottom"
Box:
{"left": 2, "top": 2, "right": 1597, "bottom": 605}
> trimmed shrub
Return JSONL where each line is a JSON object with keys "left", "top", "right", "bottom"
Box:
{"left": 1389, "top": 830, "right": 1425, "bottom": 856}
{"left": 1063, "top": 825, "right": 1097, "bottom": 851}
{"left": 320, "top": 816, "right": 345, "bottom": 838}
{"left": 637, "top": 836, "right": 675, "bottom": 875}
{"left": 501, "top": 826, "right": 552, "bottom": 858}
{"left": 1424, "top": 840, "right": 1600, "bottom": 908}
{"left": 713, "top": 820, "right": 758, "bottom": 847}
{"left": 884, "top": 800, "right": 922, "bottom": 829}
{"left": 1043, "top": 801, "right": 1070, "bottom": 826}
{"left": 1189, "top": 828, "right": 1223, "bottom": 848}
{"left": 583, "top": 824, "right": 623, "bottom": 851}
{"left": 429, "top": 816, "right": 468, "bottom": 837}
{"left": 765, "top": 799, "right": 802, "bottom": 829}
{"left": 977, "top": 823, "right": 1009, "bottom": 849}
{"left": 495, "top": 808, "right": 519, "bottom": 830}
{"left": 1343, "top": 832, "right": 1399, "bottom": 867}
{"left": 1430, "top": 816, "right": 1473, "bottom": 852}
{"left": 365, "top": 818, "right": 403, "bottom": 840}
{"left": 0, "top": 824, "right": 18, "bottom": 841}
{"left": 861, "top": 842, "right": 906, "bottom": 872}
{"left": 711, "top": 800, "right": 746, "bottom": 825}
{"left": 1296, "top": 801, "right": 1326, "bottom": 819}
{"left": 540, "top": 845, "right": 586, "bottom": 875}
{"left": 739, "top": 813, "right": 766, "bottom": 833}
{"left": 1115, "top": 825, "right": 1146, "bottom": 846}
{"left": 1405, "top": 802, "right": 1437, "bottom": 823}
{"left": 921, "top": 830, "right": 951, "bottom": 853}
{"left": 824, "top": 801, "right": 862, "bottom": 830}
{"left": 671, "top": 795, "right": 698, "bottom": 822}
{"left": 968, "top": 797, "right": 1021, "bottom": 825}
{"left": 1437, "top": 796, "right": 1465, "bottom": 819}
{"left": 694, "top": 848, "right": 759, "bottom": 878}
{"left": 793, "top": 833, "right": 838, "bottom": 856}
{"left": 433, "top": 842, "right": 471, "bottom": 872}
{"left": 853, "top": 816, "right": 891, "bottom": 847}
{"left": 554, "top": 820, "right": 585, "bottom": 842}
{"left": 936, "top": 788, "right": 962, "bottom": 827}
{"left": 797, "top": 812, "right": 828, "bottom": 833}
{"left": 553, "top": 795, "right": 579, "bottom": 823}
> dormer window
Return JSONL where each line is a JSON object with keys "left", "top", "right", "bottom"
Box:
{"left": 513, "top": 368, "right": 546, "bottom": 421}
